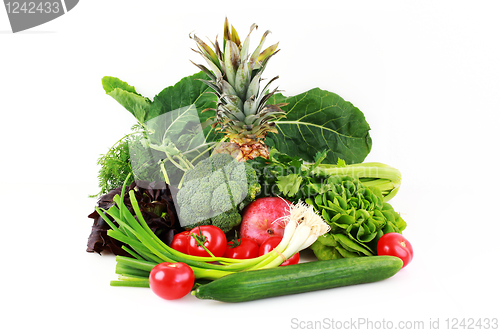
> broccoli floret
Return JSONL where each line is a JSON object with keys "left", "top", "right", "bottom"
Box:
{"left": 210, "top": 152, "right": 238, "bottom": 172}
{"left": 175, "top": 153, "right": 261, "bottom": 233}
{"left": 190, "top": 189, "right": 211, "bottom": 216}
{"left": 176, "top": 178, "right": 199, "bottom": 206}
{"left": 243, "top": 162, "right": 260, "bottom": 199}
{"left": 208, "top": 170, "right": 226, "bottom": 192}
{"left": 210, "top": 207, "right": 242, "bottom": 232}
{"left": 211, "top": 182, "right": 234, "bottom": 214}
{"left": 211, "top": 180, "right": 246, "bottom": 214}
{"left": 227, "top": 180, "right": 246, "bottom": 204}
{"left": 182, "top": 156, "right": 214, "bottom": 184}
{"left": 228, "top": 162, "right": 260, "bottom": 210}
{"left": 179, "top": 206, "right": 208, "bottom": 226}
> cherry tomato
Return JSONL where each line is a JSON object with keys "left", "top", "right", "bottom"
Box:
{"left": 377, "top": 233, "right": 414, "bottom": 268}
{"left": 149, "top": 262, "right": 195, "bottom": 300}
{"left": 170, "top": 231, "right": 190, "bottom": 254}
{"left": 187, "top": 225, "right": 227, "bottom": 257}
{"left": 259, "top": 237, "right": 300, "bottom": 266}
{"left": 224, "top": 238, "right": 260, "bottom": 259}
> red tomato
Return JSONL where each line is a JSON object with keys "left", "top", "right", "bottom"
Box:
{"left": 187, "top": 225, "right": 227, "bottom": 257}
{"left": 377, "top": 233, "right": 414, "bottom": 268}
{"left": 149, "top": 262, "right": 195, "bottom": 300}
{"left": 170, "top": 231, "right": 190, "bottom": 254}
{"left": 259, "top": 237, "right": 300, "bottom": 266}
{"left": 224, "top": 238, "right": 260, "bottom": 259}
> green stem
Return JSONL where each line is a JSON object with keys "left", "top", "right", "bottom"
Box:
{"left": 165, "top": 152, "right": 187, "bottom": 171}
{"left": 111, "top": 279, "right": 150, "bottom": 288}
{"left": 192, "top": 268, "right": 234, "bottom": 280}
{"left": 159, "top": 160, "right": 170, "bottom": 185}
{"left": 119, "top": 173, "right": 133, "bottom": 221}
{"left": 116, "top": 265, "right": 150, "bottom": 278}
{"left": 177, "top": 153, "right": 194, "bottom": 170}
{"left": 248, "top": 251, "right": 280, "bottom": 270}
{"left": 182, "top": 141, "right": 218, "bottom": 158}
{"left": 191, "top": 227, "right": 217, "bottom": 258}
{"left": 121, "top": 245, "right": 146, "bottom": 261}
{"left": 116, "top": 256, "right": 156, "bottom": 272}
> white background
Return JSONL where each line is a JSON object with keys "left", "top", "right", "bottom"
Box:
{"left": 1, "top": 1, "right": 499, "bottom": 332}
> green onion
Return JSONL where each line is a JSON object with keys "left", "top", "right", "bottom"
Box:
{"left": 96, "top": 190, "right": 331, "bottom": 288}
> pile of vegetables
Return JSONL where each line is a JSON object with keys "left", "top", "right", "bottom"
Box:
{"left": 87, "top": 18, "right": 413, "bottom": 302}
{"left": 95, "top": 182, "right": 333, "bottom": 298}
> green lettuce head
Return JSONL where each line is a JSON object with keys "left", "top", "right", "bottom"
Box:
{"left": 307, "top": 175, "right": 406, "bottom": 260}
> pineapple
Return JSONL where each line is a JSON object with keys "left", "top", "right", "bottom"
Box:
{"left": 190, "top": 18, "right": 287, "bottom": 161}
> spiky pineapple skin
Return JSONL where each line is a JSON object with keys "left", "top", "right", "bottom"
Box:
{"left": 238, "top": 142, "right": 270, "bottom": 160}
{"left": 213, "top": 141, "right": 269, "bottom": 161}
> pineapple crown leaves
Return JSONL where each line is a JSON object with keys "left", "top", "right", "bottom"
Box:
{"left": 190, "top": 19, "right": 280, "bottom": 100}
{"left": 190, "top": 18, "right": 287, "bottom": 141}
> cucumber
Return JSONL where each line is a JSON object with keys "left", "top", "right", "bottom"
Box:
{"left": 192, "top": 256, "right": 403, "bottom": 302}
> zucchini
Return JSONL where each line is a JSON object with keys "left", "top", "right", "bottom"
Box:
{"left": 192, "top": 256, "right": 403, "bottom": 302}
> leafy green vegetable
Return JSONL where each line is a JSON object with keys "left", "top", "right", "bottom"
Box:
{"left": 102, "top": 71, "right": 217, "bottom": 127}
{"left": 307, "top": 175, "right": 406, "bottom": 260}
{"left": 249, "top": 149, "right": 401, "bottom": 202}
{"left": 311, "top": 160, "right": 403, "bottom": 201}
{"left": 102, "top": 76, "right": 153, "bottom": 124}
{"left": 149, "top": 72, "right": 218, "bottom": 134}
{"left": 92, "top": 135, "right": 134, "bottom": 198}
{"left": 87, "top": 179, "right": 179, "bottom": 255}
{"left": 97, "top": 72, "right": 221, "bottom": 190}
{"left": 91, "top": 131, "right": 167, "bottom": 198}
{"left": 266, "top": 88, "right": 372, "bottom": 164}
{"left": 276, "top": 174, "right": 303, "bottom": 197}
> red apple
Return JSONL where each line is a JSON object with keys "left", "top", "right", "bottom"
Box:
{"left": 239, "top": 197, "right": 292, "bottom": 245}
